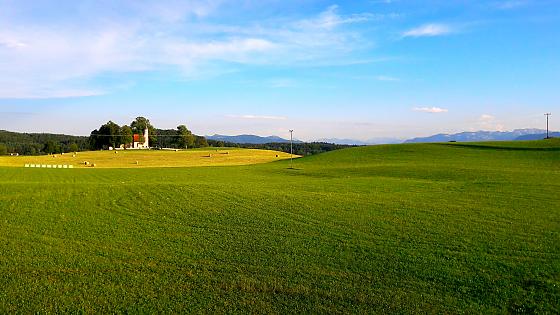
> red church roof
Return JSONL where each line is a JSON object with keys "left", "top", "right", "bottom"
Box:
{"left": 133, "top": 134, "right": 141, "bottom": 142}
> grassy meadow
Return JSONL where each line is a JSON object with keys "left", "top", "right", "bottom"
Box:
{"left": 0, "top": 147, "right": 293, "bottom": 168}
{"left": 0, "top": 139, "right": 559, "bottom": 313}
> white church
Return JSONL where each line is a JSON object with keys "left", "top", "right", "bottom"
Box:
{"left": 126, "top": 128, "right": 149, "bottom": 149}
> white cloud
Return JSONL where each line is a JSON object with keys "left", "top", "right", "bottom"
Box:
{"left": 227, "top": 114, "right": 287, "bottom": 120}
{"left": 296, "top": 5, "right": 387, "bottom": 30}
{"left": 480, "top": 114, "right": 495, "bottom": 121}
{"left": 475, "top": 113, "right": 505, "bottom": 131}
{"left": 413, "top": 107, "right": 448, "bottom": 113}
{"left": 402, "top": 23, "right": 453, "bottom": 37}
{"left": 0, "top": 3, "right": 382, "bottom": 99}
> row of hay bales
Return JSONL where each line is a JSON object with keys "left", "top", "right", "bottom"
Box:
{"left": 25, "top": 164, "right": 74, "bottom": 168}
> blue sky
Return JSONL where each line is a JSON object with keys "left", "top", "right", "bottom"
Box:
{"left": 0, "top": 0, "right": 558, "bottom": 141}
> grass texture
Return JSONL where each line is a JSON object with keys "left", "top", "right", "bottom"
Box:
{"left": 0, "top": 139, "right": 558, "bottom": 313}
{"left": 0, "top": 148, "right": 293, "bottom": 168}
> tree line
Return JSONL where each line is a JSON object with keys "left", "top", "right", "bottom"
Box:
{"left": 0, "top": 130, "right": 89, "bottom": 155}
{"left": 206, "top": 140, "right": 354, "bottom": 156}
{"left": 1, "top": 116, "right": 353, "bottom": 156}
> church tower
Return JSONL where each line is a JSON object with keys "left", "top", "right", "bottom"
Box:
{"left": 143, "top": 128, "right": 149, "bottom": 148}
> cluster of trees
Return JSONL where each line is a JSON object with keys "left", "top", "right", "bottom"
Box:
{"left": 0, "top": 130, "right": 89, "bottom": 155}
{"left": 154, "top": 127, "right": 208, "bottom": 149}
{"left": 206, "top": 140, "right": 354, "bottom": 156}
{"left": 89, "top": 117, "right": 208, "bottom": 150}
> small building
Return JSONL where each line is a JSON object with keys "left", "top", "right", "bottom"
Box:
{"left": 127, "top": 128, "right": 149, "bottom": 149}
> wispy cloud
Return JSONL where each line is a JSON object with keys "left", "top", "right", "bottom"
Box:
{"left": 402, "top": 23, "right": 453, "bottom": 37}
{"left": 227, "top": 114, "right": 287, "bottom": 120}
{"left": 494, "top": 1, "right": 528, "bottom": 10}
{"left": 0, "top": 2, "right": 384, "bottom": 99}
{"left": 296, "top": 5, "right": 390, "bottom": 30}
{"left": 375, "top": 75, "right": 400, "bottom": 82}
{"left": 479, "top": 114, "right": 495, "bottom": 121}
{"left": 476, "top": 114, "right": 504, "bottom": 131}
{"left": 413, "top": 107, "right": 448, "bottom": 113}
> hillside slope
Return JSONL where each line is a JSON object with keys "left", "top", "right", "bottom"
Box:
{"left": 0, "top": 139, "right": 558, "bottom": 313}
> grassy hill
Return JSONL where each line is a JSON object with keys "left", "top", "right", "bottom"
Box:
{"left": 0, "top": 139, "right": 558, "bottom": 313}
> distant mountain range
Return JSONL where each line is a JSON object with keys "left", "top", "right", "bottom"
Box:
{"left": 405, "top": 129, "right": 556, "bottom": 143}
{"left": 515, "top": 132, "right": 560, "bottom": 140}
{"left": 207, "top": 129, "right": 557, "bottom": 145}
{"left": 206, "top": 134, "right": 302, "bottom": 144}
{"left": 314, "top": 138, "right": 403, "bottom": 145}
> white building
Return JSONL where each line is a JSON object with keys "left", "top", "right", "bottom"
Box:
{"left": 130, "top": 128, "right": 149, "bottom": 149}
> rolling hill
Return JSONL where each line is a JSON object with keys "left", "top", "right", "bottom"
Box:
{"left": 0, "top": 138, "right": 558, "bottom": 312}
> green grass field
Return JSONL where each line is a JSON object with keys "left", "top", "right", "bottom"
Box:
{"left": 0, "top": 139, "right": 559, "bottom": 313}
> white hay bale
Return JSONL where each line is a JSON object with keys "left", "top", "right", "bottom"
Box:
{"left": 24, "top": 164, "right": 29, "bottom": 167}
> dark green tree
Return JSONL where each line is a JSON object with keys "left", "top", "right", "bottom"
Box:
{"left": 0, "top": 144, "right": 7, "bottom": 155}
{"left": 97, "top": 121, "right": 121, "bottom": 149}
{"left": 120, "top": 125, "right": 133, "bottom": 147}
{"left": 68, "top": 143, "right": 79, "bottom": 152}
{"left": 176, "top": 125, "right": 195, "bottom": 149}
{"left": 44, "top": 140, "right": 61, "bottom": 154}
{"left": 194, "top": 135, "right": 208, "bottom": 148}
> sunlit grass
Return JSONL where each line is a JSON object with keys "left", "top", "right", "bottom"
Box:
{"left": 0, "top": 147, "right": 294, "bottom": 168}
{"left": 0, "top": 140, "right": 558, "bottom": 313}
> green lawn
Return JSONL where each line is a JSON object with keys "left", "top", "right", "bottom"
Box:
{"left": 0, "top": 139, "right": 558, "bottom": 313}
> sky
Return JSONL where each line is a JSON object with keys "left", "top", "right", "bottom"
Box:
{"left": 0, "top": 0, "right": 558, "bottom": 141}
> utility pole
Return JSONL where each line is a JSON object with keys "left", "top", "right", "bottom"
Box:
{"left": 289, "top": 129, "right": 294, "bottom": 169}
{"left": 545, "top": 113, "right": 551, "bottom": 139}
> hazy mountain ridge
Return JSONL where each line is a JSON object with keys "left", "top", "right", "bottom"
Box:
{"left": 404, "top": 129, "right": 553, "bottom": 143}
{"left": 315, "top": 138, "right": 403, "bottom": 145}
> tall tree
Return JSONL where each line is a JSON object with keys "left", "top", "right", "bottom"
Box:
{"left": 120, "top": 125, "right": 133, "bottom": 147}
{"left": 195, "top": 135, "right": 208, "bottom": 148}
{"left": 98, "top": 121, "right": 121, "bottom": 148}
{"left": 176, "top": 125, "right": 195, "bottom": 149}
